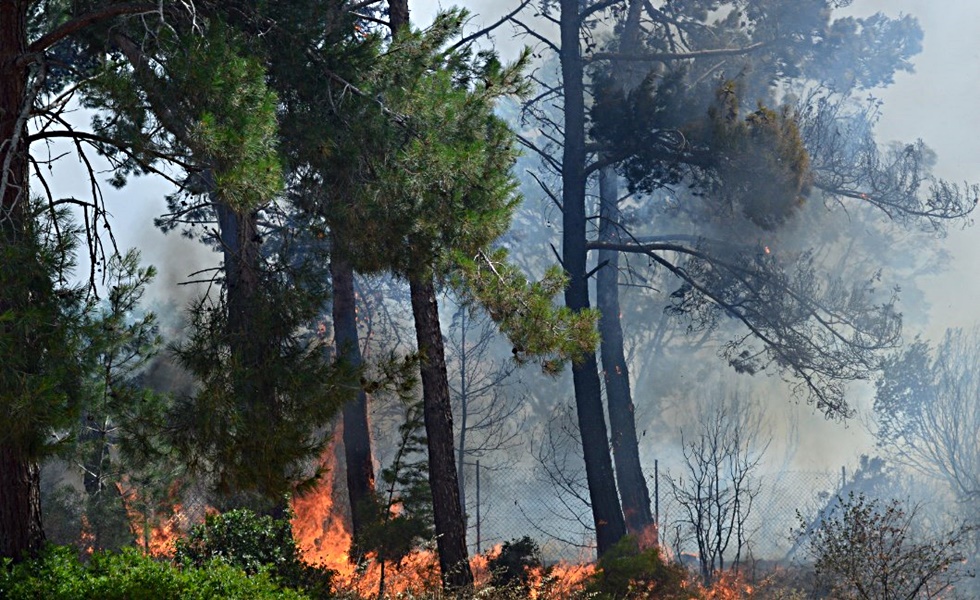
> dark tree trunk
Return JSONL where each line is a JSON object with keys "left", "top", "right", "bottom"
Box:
{"left": 215, "top": 193, "right": 283, "bottom": 511}
{"left": 0, "top": 448, "right": 44, "bottom": 561}
{"left": 389, "top": 0, "right": 410, "bottom": 35}
{"left": 0, "top": 0, "right": 46, "bottom": 562}
{"left": 597, "top": 166, "right": 654, "bottom": 536}
{"left": 455, "top": 309, "right": 469, "bottom": 522}
{"left": 595, "top": 0, "right": 654, "bottom": 540}
{"left": 559, "top": 0, "right": 627, "bottom": 557}
{"left": 409, "top": 276, "right": 473, "bottom": 591}
{"left": 330, "top": 254, "right": 375, "bottom": 549}
{"left": 389, "top": 0, "right": 470, "bottom": 588}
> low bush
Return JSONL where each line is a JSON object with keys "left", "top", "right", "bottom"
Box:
{"left": 0, "top": 545, "right": 309, "bottom": 599}
{"left": 588, "top": 536, "right": 697, "bottom": 600}
{"left": 487, "top": 536, "right": 544, "bottom": 591}
{"left": 174, "top": 508, "right": 334, "bottom": 598}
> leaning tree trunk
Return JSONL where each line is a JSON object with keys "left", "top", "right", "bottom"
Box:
{"left": 597, "top": 166, "right": 654, "bottom": 537}
{"left": 330, "top": 253, "right": 375, "bottom": 550}
{"left": 0, "top": 0, "right": 46, "bottom": 562}
{"left": 559, "top": 0, "right": 628, "bottom": 557}
{"left": 409, "top": 276, "right": 474, "bottom": 591}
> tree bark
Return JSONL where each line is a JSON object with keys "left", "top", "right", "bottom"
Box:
{"left": 0, "top": 447, "right": 44, "bottom": 561}
{"left": 330, "top": 254, "right": 375, "bottom": 549}
{"left": 455, "top": 309, "right": 468, "bottom": 523}
{"left": 0, "top": 0, "right": 46, "bottom": 562}
{"left": 214, "top": 189, "right": 282, "bottom": 508}
{"left": 560, "top": 0, "right": 627, "bottom": 557}
{"left": 597, "top": 166, "right": 654, "bottom": 537}
{"left": 409, "top": 276, "right": 473, "bottom": 591}
{"left": 389, "top": 0, "right": 471, "bottom": 588}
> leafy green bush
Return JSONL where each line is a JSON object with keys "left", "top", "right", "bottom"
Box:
{"left": 174, "top": 508, "right": 333, "bottom": 597}
{"left": 0, "top": 545, "right": 309, "bottom": 599}
{"left": 587, "top": 536, "right": 697, "bottom": 600}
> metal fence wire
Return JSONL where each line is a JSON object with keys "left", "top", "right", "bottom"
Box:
{"left": 456, "top": 461, "right": 843, "bottom": 563}
{"left": 41, "top": 457, "right": 845, "bottom": 566}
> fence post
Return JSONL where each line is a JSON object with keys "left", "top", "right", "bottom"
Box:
{"left": 654, "top": 459, "right": 659, "bottom": 541}
{"left": 476, "top": 459, "right": 483, "bottom": 554}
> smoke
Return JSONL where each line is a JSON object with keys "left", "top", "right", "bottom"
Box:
{"left": 845, "top": 1, "right": 980, "bottom": 338}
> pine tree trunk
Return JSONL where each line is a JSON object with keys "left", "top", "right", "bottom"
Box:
{"left": 597, "top": 166, "right": 654, "bottom": 536}
{"left": 409, "top": 276, "right": 473, "bottom": 591}
{"left": 0, "top": 447, "right": 44, "bottom": 561}
{"left": 0, "top": 0, "right": 46, "bottom": 562}
{"left": 330, "top": 255, "right": 375, "bottom": 549}
{"left": 215, "top": 194, "right": 281, "bottom": 507}
{"left": 560, "top": 0, "right": 627, "bottom": 557}
{"left": 389, "top": 0, "right": 470, "bottom": 587}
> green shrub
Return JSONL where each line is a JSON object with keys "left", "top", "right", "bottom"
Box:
{"left": 587, "top": 536, "right": 697, "bottom": 600}
{"left": 0, "top": 545, "right": 309, "bottom": 599}
{"left": 174, "top": 508, "right": 333, "bottom": 597}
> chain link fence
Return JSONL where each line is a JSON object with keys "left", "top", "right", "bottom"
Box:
{"left": 42, "top": 453, "right": 845, "bottom": 566}
{"left": 458, "top": 460, "right": 844, "bottom": 563}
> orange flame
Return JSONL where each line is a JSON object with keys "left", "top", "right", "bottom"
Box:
{"left": 79, "top": 515, "right": 95, "bottom": 555}
{"left": 290, "top": 439, "right": 440, "bottom": 596}
{"left": 290, "top": 438, "right": 599, "bottom": 598}
{"left": 700, "top": 570, "right": 756, "bottom": 599}
{"left": 115, "top": 480, "right": 208, "bottom": 557}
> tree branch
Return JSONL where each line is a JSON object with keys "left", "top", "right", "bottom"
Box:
{"left": 28, "top": 3, "right": 164, "bottom": 54}
{"left": 587, "top": 42, "right": 767, "bottom": 63}
{"left": 449, "top": 0, "right": 534, "bottom": 52}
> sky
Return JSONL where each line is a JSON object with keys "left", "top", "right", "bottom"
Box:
{"left": 48, "top": 1, "right": 980, "bottom": 472}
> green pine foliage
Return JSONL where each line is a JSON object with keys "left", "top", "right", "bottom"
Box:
{"left": 488, "top": 536, "right": 544, "bottom": 591}
{"left": 38, "top": 248, "right": 175, "bottom": 553}
{"left": 0, "top": 203, "right": 88, "bottom": 461}
{"left": 587, "top": 536, "right": 697, "bottom": 600}
{"left": 324, "top": 9, "right": 530, "bottom": 279}
{"left": 356, "top": 397, "right": 435, "bottom": 565}
{"left": 700, "top": 82, "right": 812, "bottom": 230}
{"left": 167, "top": 276, "right": 354, "bottom": 502}
{"left": 452, "top": 249, "right": 599, "bottom": 374}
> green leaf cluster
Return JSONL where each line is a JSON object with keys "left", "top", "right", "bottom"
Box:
{"left": 175, "top": 508, "right": 333, "bottom": 597}
{"left": 323, "top": 10, "right": 529, "bottom": 279}
{"left": 487, "top": 536, "right": 543, "bottom": 591}
{"left": 356, "top": 397, "right": 434, "bottom": 565}
{"left": 700, "top": 83, "right": 813, "bottom": 230}
{"left": 0, "top": 203, "right": 88, "bottom": 459}
{"left": 168, "top": 276, "right": 355, "bottom": 501}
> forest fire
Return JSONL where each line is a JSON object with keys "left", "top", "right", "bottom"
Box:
{"left": 290, "top": 442, "right": 440, "bottom": 596}
{"left": 115, "top": 480, "right": 214, "bottom": 557}
{"left": 289, "top": 444, "right": 596, "bottom": 597}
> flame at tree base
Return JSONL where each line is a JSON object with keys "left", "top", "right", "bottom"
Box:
{"left": 289, "top": 442, "right": 595, "bottom": 598}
